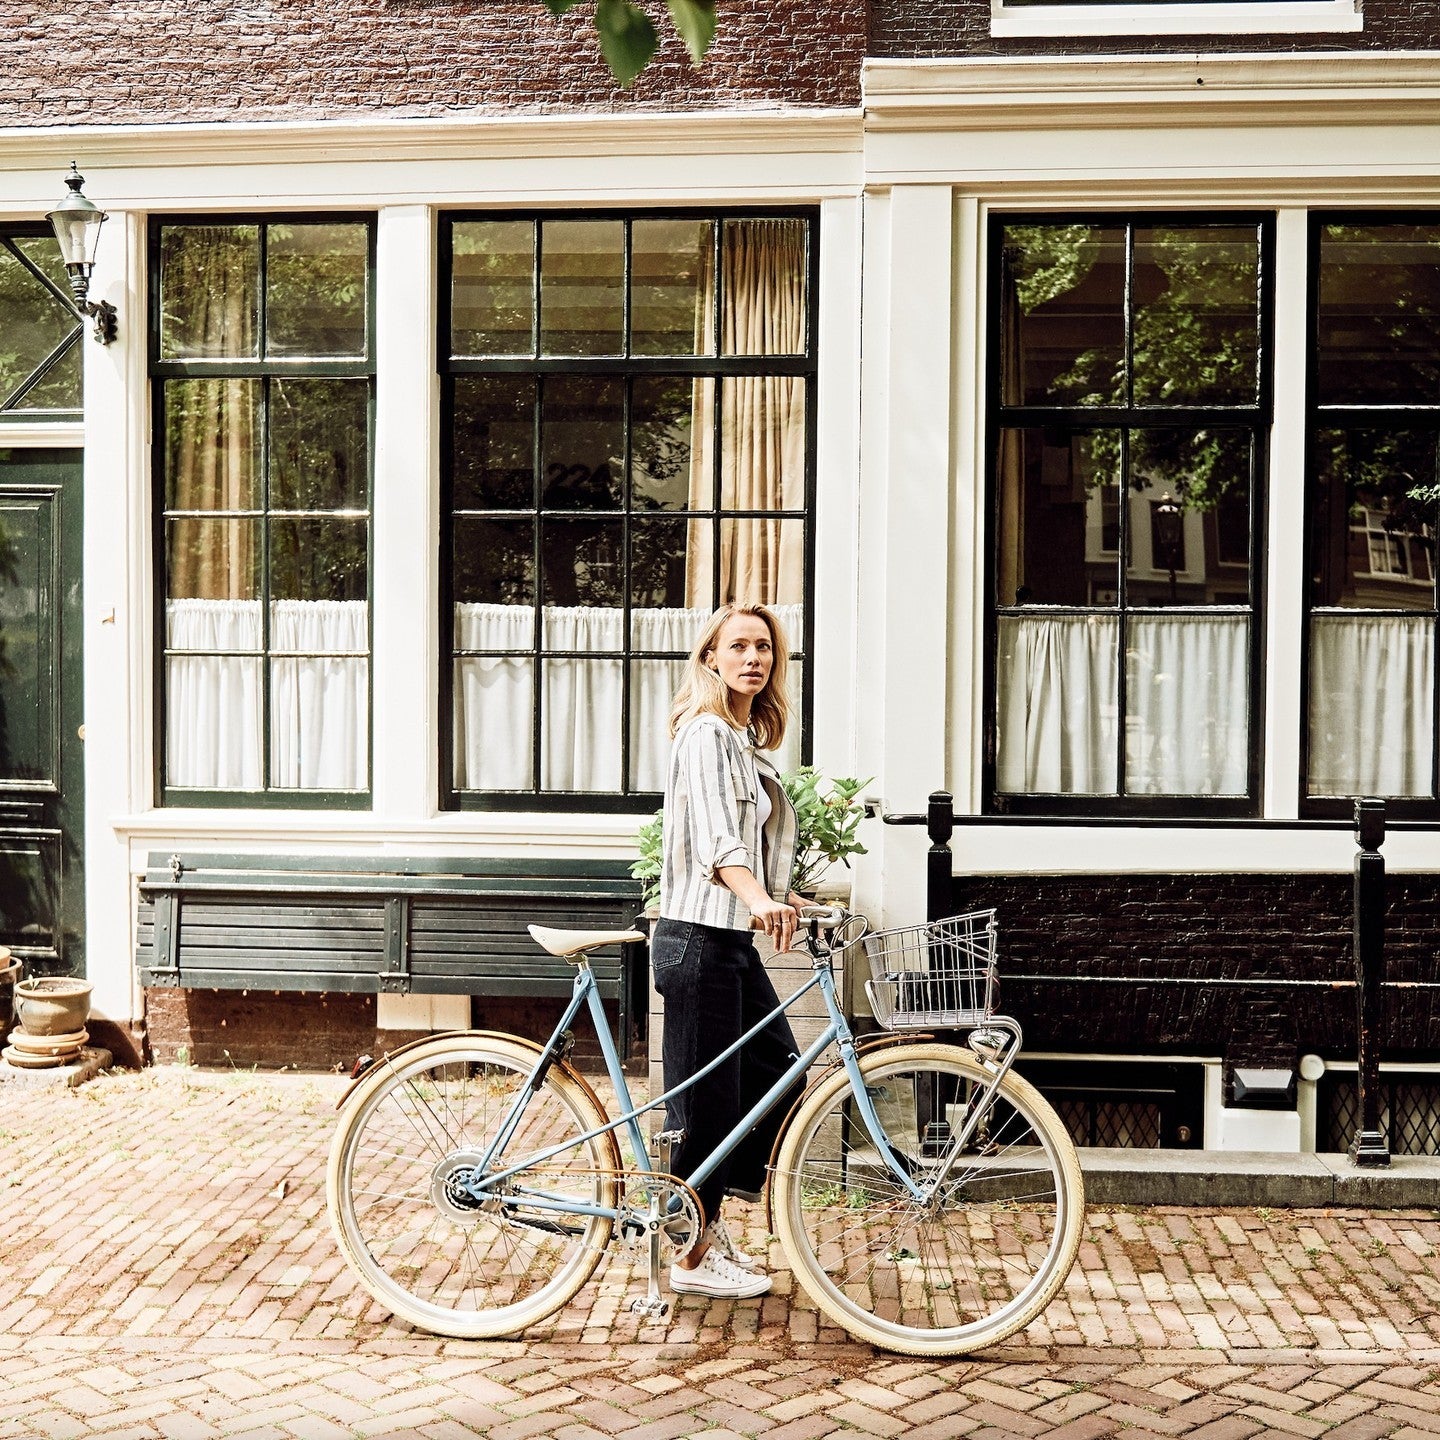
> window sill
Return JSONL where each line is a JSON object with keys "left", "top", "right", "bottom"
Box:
{"left": 990, "top": 1, "right": 1362, "bottom": 39}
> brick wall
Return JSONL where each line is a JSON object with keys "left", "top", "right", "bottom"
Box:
{"left": 947, "top": 872, "right": 1440, "bottom": 1063}
{"left": 872, "top": 0, "right": 1440, "bottom": 57}
{"left": 143, "top": 987, "right": 630, "bottom": 1072}
{"left": 0, "top": 1, "right": 863, "bottom": 127}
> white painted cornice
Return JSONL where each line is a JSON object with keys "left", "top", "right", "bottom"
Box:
{"left": 864, "top": 53, "right": 1440, "bottom": 131}
{"left": 0, "top": 107, "right": 864, "bottom": 171}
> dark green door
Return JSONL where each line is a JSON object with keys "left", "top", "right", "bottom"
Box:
{"left": 0, "top": 448, "right": 83, "bottom": 978}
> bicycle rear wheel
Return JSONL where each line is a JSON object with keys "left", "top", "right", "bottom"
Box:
{"left": 772, "top": 1041, "right": 1083, "bottom": 1356}
{"left": 328, "top": 1034, "right": 618, "bottom": 1338}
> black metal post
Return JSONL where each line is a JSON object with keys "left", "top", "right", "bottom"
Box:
{"left": 1349, "top": 797, "right": 1389, "bottom": 1168}
{"left": 926, "top": 790, "right": 955, "bottom": 923}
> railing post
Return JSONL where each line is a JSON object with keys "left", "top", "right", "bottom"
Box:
{"left": 1350, "top": 797, "right": 1389, "bottom": 1168}
{"left": 926, "top": 790, "right": 955, "bottom": 923}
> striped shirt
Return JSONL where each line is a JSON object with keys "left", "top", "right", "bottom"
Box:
{"left": 659, "top": 714, "right": 800, "bottom": 932}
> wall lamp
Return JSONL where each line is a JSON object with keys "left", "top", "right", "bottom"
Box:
{"left": 46, "top": 162, "right": 117, "bottom": 345}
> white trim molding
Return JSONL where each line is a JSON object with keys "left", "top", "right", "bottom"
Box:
{"left": 864, "top": 52, "right": 1440, "bottom": 133}
{"left": 992, "top": 0, "right": 1361, "bottom": 40}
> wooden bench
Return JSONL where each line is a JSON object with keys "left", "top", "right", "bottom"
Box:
{"left": 135, "top": 853, "right": 645, "bottom": 1058}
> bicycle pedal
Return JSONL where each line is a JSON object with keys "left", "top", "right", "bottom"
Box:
{"left": 629, "top": 1295, "right": 670, "bottom": 1320}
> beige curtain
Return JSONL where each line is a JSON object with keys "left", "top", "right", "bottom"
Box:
{"left": 167, "top": 228, "right": 257, "bottom": 601}
{"left": 686, "top": 219, "right": 807, "bottom": 607}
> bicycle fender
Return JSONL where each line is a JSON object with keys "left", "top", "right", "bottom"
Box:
{"left": 334, "top": 1029, "right": 602, "bottom": 1116}
{"left": 762, "top": 1031, "right": 939, "bottom": 1232}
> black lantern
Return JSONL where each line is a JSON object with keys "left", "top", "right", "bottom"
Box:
{"left": 47, "top": 162, "right": 117, "bottom": 345}
{"left": 1152, "top": 492, "right": 1184, "bottom": 602}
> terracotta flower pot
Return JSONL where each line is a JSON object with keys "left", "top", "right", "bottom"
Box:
{"left": 15, "top": 976, "right": 92, "bottom": 1038}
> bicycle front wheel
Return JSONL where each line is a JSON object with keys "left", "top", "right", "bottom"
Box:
{"left": 772, "top": 1042, "right": 1083, "bottom": 1356}
{"left": 328, "top": 1034, "right": 618, "bottom": 1338}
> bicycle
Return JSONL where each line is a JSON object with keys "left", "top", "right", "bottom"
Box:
{"left": 326, "top": 905, "right": 1085, "bottom": 1357}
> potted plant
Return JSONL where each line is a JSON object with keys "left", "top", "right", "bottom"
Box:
{"left": 630, "top": 767, "right": 871, "bottom": 910}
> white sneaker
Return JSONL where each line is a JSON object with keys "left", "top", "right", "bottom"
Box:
{"left": 670, "top": 1248, "right": 772, "bottom": 1299}
{"left": 705, "top": 1216, "right": 760, "bottom": 1271}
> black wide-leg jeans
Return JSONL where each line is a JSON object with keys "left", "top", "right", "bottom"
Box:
{"left": 650, "top": 917, "right": 805, "bottom": 1225}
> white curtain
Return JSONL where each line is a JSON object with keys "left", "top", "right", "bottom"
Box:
{"left": 996, "top": 613, "right": 1250, "bottom": 796}
{"left": 167, "top": 599, "right": 368, "bottom": 791}
{"left": 1309, "top": 614, "right": 1434, "bottom": 797}
{"left": 1125, "top": 615, "right": 1249, "bottom": 796}
{"left": 454, "top": 602, "right": 804, "bottom": 793}
{"left": 996, "top": 615, "right": 1119, "bottom": 794}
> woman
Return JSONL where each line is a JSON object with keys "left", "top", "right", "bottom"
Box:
{"left": 651, "top": 602, "right": 809, "bottom": 1300}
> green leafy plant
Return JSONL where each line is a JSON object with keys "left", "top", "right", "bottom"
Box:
{"left": 542, "top": 0, "right": 717, "bottom": 88}
{"left": 782, "top": 767, "right": 872, "bottom": 897}
{"left": 629, "top": 766, "right": 872, "bottom": 908}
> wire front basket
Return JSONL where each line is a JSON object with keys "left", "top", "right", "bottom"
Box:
{"left": 862, "top": 909, "right": 998, "bottom": 1031}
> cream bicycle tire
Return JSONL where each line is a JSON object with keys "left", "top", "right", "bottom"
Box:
{"left": 328, "top": 1034, "right": 618, "bottom": 1338}
{"left": 772, "top": 1041, "right": 1084, "bottom": 1357}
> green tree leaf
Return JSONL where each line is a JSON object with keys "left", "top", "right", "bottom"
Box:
{"left": 595, "top": 0, "right": 659, "bottom": 87}
{"left": 540, "top": 0, "right": 583, "bottom": 13}
{"left": 665, "top": 0, "right": 717, "bottom": 63}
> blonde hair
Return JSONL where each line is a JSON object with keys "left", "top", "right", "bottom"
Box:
{"left": 669, "top": 603, "right": 791, "bottom": 751}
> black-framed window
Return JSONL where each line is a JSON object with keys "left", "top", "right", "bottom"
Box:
{"left": 151, "top": 217, "right": 375, "bottom": 807}
{"left": 987, "top": 215, "right": 1271, "bottom": 816}
{"left": 439, "top": 211, "right": 818, "bottom": 811}
{"left": 0, "top": 227, "right": 83, "bottom": 418}
{"left": 1305, "top": 216, "right": 1440, "bottom": 814}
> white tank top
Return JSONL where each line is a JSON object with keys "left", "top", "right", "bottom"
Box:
{"left": 753, "top": 754, "right": 772, "bottom": 829}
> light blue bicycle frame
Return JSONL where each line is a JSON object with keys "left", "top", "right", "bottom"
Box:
{"left": 463, "top": 945, "right": 946, "bottom": 1222}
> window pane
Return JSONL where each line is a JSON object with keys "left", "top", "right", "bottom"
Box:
{"left": 454, "top": 517, "right": 534, "bottom": 605}
{"left": 633, "top": 376, "right": 712, "bottom": 512}
{"left": 159, "top": 225, "right": 260, "bottom": 360}
{"left": 270, "top": 653, "right": 368, "bottom": 790}
{"left": 1126, "top": 615, "right": 1249, "bottom": 795}
{"left": 1132, "top": 227, "right": 1260, "bottom": 406}
{"left": 269, "top": 378, "right": 370, "bottom": 511}
{"left": 541, "top": 376, "right": 622, "bottom": 510}
{"left": 721, "top": 376, "right": 805, "bottom": 511}
{"left": 710, "top": 516, "right": 806, "bottom": 608}
{"left": 630, "top": 657, "right": 687, "bottom": 791}
{"left": 167, "top": 517, "right": 260, "bottom": 601}
{"left": 630, "top": 517, "right": 708, "bottom": 611}
{"left": 542, "top": 658, "right": 622, "bottom": 790}
{"left": 996, "top": 428, "right": 1120, "bottom": 607}
{"left": 452, "top": 375, "right": 535, "bottom": 510}
{"left": 721, "top": 219, "right": 807, "bottom": 356}
{"left": 1310, "top": 429, "right": 1439, "bottom": 611}
{"left": 542, "top": 518, "right": 623, "bottom": 622}
{"left": 451, "top": 220, "right": 534, "bottom": 358}
{"left": 1317, "top": 224, "right": 1440, "bottom": 406}
{"left": 269, "top": 517, "right": 368, "bottom": 601}
{"left": 0, "top": 243, "right": 80, "bottom": 410}
{"left": 996, "top": 614, "right": 1119, "bottom": 794}
{"left": 1126, "top": 428, "right": 1253, "bottom": 606}
{"left": 453, "top": 655, "right": 534, "bottom": 790}
{"left": 166, "top": 655, "right": 261, "bottom": 788}
{"left": 1308, "top": 614, "right": 1434, "bottom": 797}
{"left": 540, "top": 219, "right": 623, "bottom": 357}
{"left": 632, "top": 219, "right": 714, "bottom": 356}
{"left": 265, "top": 222, "right": 368, "bottom": 358}
{"left": 999, "top": 224, "right": 1125, "bottom": 407}
{"left": 15, "top": 338, "right": 80, "bottom": 413}
{"left": 163, "top": 378, "right": 262, "bottom": 512}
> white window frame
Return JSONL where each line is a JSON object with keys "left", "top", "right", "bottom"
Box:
{"left": 991, "top": 0, "right": 1361, "bottom": 40}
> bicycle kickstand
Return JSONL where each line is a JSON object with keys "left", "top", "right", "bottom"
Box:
{"left": 630, "top": 1128, "right": 685, "bottom": 1321}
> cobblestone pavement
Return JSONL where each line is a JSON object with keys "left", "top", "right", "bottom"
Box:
{"left": 4, "top": 1067, "right": 1440, "bottom": 1438}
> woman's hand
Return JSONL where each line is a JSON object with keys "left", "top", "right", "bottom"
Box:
{"left": 750, "top": 894, "right": 799, "bottom": 952}
{"left": 717, "top": 865, "right": 798, "bottom": 951}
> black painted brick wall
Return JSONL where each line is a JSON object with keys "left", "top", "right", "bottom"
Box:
{"left": 872, "top": 0, "right": 1440, "bottom": 57}
{"left": 948, "top": 872, "right": 1440, "bottom": 1062}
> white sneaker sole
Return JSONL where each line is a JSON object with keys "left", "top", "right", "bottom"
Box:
{"left": 669, "top": 1269, "right": 771, "bottom": 1299}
